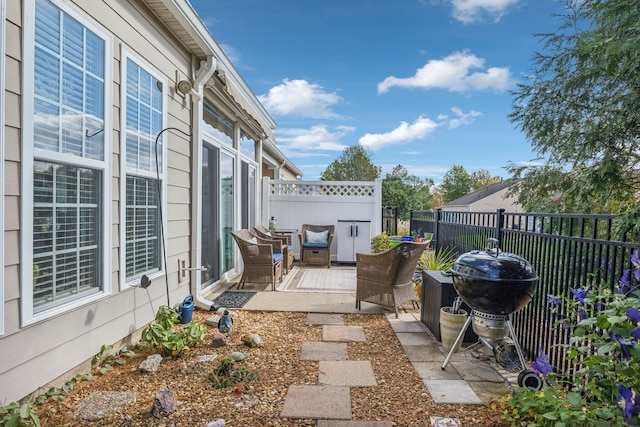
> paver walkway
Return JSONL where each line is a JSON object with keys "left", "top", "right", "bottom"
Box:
{"left": 279, "top": 311, "right": 512, "bottom": 426}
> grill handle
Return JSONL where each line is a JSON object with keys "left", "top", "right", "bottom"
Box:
{"left": 485, "top": 238, "right": 501, "bottom": 257}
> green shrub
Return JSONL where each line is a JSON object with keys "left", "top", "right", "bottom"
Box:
{"left": 371, "top": 231, "right": 390, "bottom": 253}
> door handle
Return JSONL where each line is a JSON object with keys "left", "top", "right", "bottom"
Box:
{"left": 355, "top": 225, "right": 358, "bottom": 237}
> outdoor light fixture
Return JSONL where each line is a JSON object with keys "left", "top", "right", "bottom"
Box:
{"left": 177, "top": 79, "right": 193, "bottom": 95}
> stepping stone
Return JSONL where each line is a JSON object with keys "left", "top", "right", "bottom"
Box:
{"left": 386, "top": 312, "right": 420, "bottom": 323}
{"left": 467, "top": 380, "right": 511, "bottom": 405}
{"left": 395, "top": 332, "right": 433, "bottom": 346}
{"left": 412, "top": 362, "right": 462, "bottom": 380}
{"left": 424, "top": 380, "right": 483, "bottom": 405}
{"left": 323, "top": 325, "right": 366, "bottom": 342}
{"left": 403, "top": 344, "right": 446, "bottom": 362}
{"left": 301, "top": 342, "right": 349, "bottom": 361}
{"left": 307, "top": 313, "right": 345, "bottom": 325}
{"left": 319, "top": 360, "right": 377, "bottom": 387}
{"left": 318, "top": 421, "right": 393, "bottom": 426}
{"left": 280, "top": 385, "right": 351, "bottom": 420}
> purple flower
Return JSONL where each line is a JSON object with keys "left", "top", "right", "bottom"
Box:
{"left": 631, "top": 327, "right": 640, "bottom": 339}
{"left": 531, "top": 349, "right": 553, "bottom": 376}
{"left": 578, "top": 309, "right": 587, "bottom": 320}
{"left": 547, "top": 294, "right": 562, "bottom": 306}
{"left": 627, "top": 308, "right": 640, "bottom": 323}
{"left": 620, "top": 270, "right": 632, "bottom": 294}
{"left": 571, "top": 288, "right": 588, "bottom": 305}
{"left": 610, "top": 332, "right": 633, "bottom": 359}
{"left": 504, "top": 377, "right": 516, "bottom": 396}
{"left": 617, "top": 384, "right": 640, "bottom": 423}
{"left": 632, "top": 250, "right": 640, "bottom": 268}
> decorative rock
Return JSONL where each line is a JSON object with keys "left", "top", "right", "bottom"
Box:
{"left": 241, "top": 333, "right": 263, "bottom": 348}
{"left": 139, "top": 354, "right": 163, "bottom": 373}
{"left": 212, "top": 332, "right": 228, "bottom": 348}
{"left": 197, "top": 354, "right": 218, "bottom": 363}
{"left": 205, "top": 315, "right": 221, "bottom": 327}
{"left": 207, "top": 419, "right": 226, "bottom": 427}
{"left": 149, "top": 386, "right": 177, "bottom": 418}
{"left": 230, "top": 351, "right": 248, "bottom": 362}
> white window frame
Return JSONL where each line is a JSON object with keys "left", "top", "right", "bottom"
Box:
{"left": 119, "top": 45, "right": 168, "bottom": 289}
{"left": 0, "top": 0, "right": 6, "bottom": 335}
{"left": 21, "top": 0, "right": 113, "bottom": 325}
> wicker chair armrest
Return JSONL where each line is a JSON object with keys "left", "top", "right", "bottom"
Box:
{"left": 255, "top": 235, "right": 284, "bottom": 254}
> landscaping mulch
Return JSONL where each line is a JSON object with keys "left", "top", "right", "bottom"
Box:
{"left": 35, "top": 309, "right": 508, "bottom": 426}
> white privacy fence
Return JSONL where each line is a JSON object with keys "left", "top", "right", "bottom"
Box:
{"left": 261, "top": 178, "right": 383, "bottom": 260}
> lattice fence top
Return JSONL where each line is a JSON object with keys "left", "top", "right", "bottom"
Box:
{"left": 270, "top": 181, "right": 375, "bottom": 197}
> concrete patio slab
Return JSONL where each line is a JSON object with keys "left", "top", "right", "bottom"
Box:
{"left": 403, "top": 344, "right": 447, "bottom": 362}
{"left": 412, "top": 362, "right": 462, "bottom": 380}
{"left": 301, "top": 342, "right": 349, "bottom": 361}
{"left": 323, "top": 325, "right": 366, "bottom": 342}
{"left": 449, "top": 360, "right": 505, "bottom": 382}
{"left": 388, "top": 320, "right": 429, "bottom": 333}
{"left": 395, "top": 332, "right": 434, "bottom": 346}
{"left": 280, "top": 385, "right": 352, "bottom": 420}
{"left": 307, "top": 313, "right": 345, "bottom": 325}
{"left": 424, "top": 380, "right": 483, "bottom": 405}
{"left": 319, "top": 361, "right": 377, "bottom": 387}
{"left": 318, "top": 421, "right": 393, "bottom": 427}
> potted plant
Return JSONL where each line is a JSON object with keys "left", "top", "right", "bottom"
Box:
{"left": 413, "top": 247, "right": 457, "bottom": 302}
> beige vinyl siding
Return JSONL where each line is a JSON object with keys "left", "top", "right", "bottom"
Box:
{"left": 0, "top": 0, "right": 195, "bottom": 403}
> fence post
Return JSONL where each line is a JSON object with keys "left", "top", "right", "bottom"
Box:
{"left": 495, "top": 208, "right": 505, "bottom": 245}
{"left": 434, "top": 208, "right": 442, "bottom": 252}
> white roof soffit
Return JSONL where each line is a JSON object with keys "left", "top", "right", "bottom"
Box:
{"left": 142, "top": 0, "right": 276, "bottom": 140}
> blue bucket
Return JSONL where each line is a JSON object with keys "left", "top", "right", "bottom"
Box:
{"left": 401, "top": 236, "right": 415, "bottom": 242}
{"left": 177, "top": 294, "right": 194, "bottom": 324}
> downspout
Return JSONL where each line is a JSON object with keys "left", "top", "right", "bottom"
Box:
{"left": 189, "top": 55, "right": 217, "bottom": 310}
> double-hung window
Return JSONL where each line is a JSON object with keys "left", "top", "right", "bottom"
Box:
{"left": 23, "top": 0, "right": 112, "bottom": 323}
{"left": 121, "top": 48, "right": 166, "bottom": 286}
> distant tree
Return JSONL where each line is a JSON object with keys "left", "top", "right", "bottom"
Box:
{"left": 320, "top": 146, "right": 381, "bottom": 181}
{"left": 507, "top": 0, "right": 640, "bottom": 225}
{"left": 470, "top": 169, "right": 503, "bottom": 190}
{"left": 440, "top": 165, "right": 473, "bottom": 203}
{"left": 382, "top": 165, "right": 434, "bottom": 221}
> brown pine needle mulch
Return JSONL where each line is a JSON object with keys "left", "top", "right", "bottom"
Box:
{"left": 35, "top": 309, "right": 509, "bottom": 426}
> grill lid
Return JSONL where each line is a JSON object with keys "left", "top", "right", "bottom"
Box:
{"left": 451, "top": 239, "right": 537, "bottom": 282}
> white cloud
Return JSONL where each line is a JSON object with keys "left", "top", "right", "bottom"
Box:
{"left": 276, "top": 124, "right": 354, "bottom": 153}
{"left": 377, "top": 50, "right": 513, "bottom": 94}
{"left": 451, "top": 0, "right": 520, "bottom": 24}
{"left": 258, "top": 79, "right": 345, "bottom": 119}
{"left": 444, "top": 107, "right": 483, "bottom": 129}
{"left": 359, "top": 116, "right": 439, "bottom": 151}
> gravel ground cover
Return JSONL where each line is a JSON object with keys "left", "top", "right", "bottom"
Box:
{"left": 35, "top": 308, "right": 508, "bottom": 426}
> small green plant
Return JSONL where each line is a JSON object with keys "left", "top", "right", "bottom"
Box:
{"left": 92, "top": 344, "right": 135, "bottom": 375}
{"left": 417, "top": 247, "right": 457, "bottom": 271}
{"left": 0, "top": 401, "right": 40, "bottom": 427}
{"left": 206, "top": 356, "right": 257, "bottom": 389}
{"left": 371, "top": 231, "right": 390, "bottom": 253}
{"left": 500, "top": 250, "right": 640, "bottom": 427}
{"left": 140, "top": 305, "right": 206, "bottom": 356}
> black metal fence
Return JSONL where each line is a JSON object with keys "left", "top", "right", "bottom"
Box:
{"left": 410, "top": 208, "right": 640, "bottom": 371}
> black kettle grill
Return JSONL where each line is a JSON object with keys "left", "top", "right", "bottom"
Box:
{"left": 441, "top": 238, "right": 542, "bottom": 388}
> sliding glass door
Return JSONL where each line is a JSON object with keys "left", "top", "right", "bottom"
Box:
{"left": 201, "top": 143, "right": 234, "bottom": 285}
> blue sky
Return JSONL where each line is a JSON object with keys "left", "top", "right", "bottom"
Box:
{"left": 189, "top": 0, "right": 565, "bottom": 183}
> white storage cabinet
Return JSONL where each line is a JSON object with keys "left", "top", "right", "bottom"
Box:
{"left": 336, "top": 220, "right": 371, "bottom": 263}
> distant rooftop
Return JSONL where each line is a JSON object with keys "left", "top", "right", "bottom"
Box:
{"left": 443, "top": 179, "right": 514, "bottom": 207}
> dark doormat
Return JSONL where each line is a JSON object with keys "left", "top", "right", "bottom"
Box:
{"left": 212, "top": 291, "right": 256, "bottom": 308}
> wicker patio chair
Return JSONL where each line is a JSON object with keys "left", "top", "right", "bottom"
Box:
{"left": 231, "top": 229, "right": 283, "bottom": 291}
{"left": 253, "top": 225, "right": 294, "bottom": 273}
{"left": 299, "top": 224, "right": 335, "bottom": 268}
{"left": 355, "top": 241, "right": 429, "bottom": 317}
